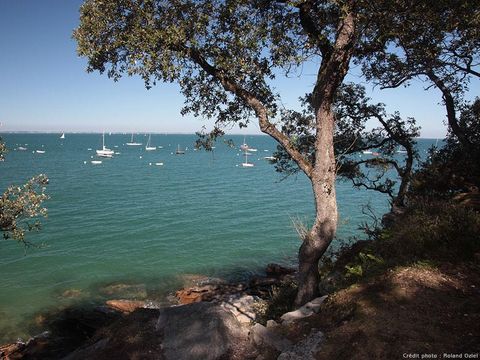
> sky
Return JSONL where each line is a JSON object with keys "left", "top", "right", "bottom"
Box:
{"left": 0, "top": 1, "right": 478, "bottom": 137}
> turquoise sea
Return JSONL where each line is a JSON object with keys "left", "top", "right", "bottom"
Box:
{"left": 0, "top": 133, "right": 436, "bottom": 342}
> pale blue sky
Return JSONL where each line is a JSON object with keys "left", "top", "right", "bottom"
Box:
{"left": 0, "top": 1, "right": 478, "bottom": 137}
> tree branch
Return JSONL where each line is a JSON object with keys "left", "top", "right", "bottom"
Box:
{"left": 182, "top": 45, "right": 314, "bottom": 177}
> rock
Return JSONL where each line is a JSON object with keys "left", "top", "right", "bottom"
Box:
{"left": 157, "top": 301, "right": 250, "bottom": 360}
{"left": 265, "top": 263, "right": 296, "bottom": 277}
{"left": 0, "top": 341, "right": 25, "bottom": 358}
{"left": 66, "top": 304, "right": 253, "bottom": 359}
{"left": 175, "top": 284, "right": 219, "bottom": 304}
{"left": 303, "top": 295, "right": 328, "bottom": 314}
{"left": 280, "top": 296, "right": 328, "bottom": 324}
{"left": 250, "top": 323, "right": 292, "bottom": 352}
{"left": 61, "top": 289, "right": 84, "bottom": 299}
{"left": 277, "top": 329, "right": 324, "bottom": 360}
{"left": 266, "top": 319, "right": 279, "bottom": 328}
{"left": 220, "top": 294, "right": 258, "bottom": 324}
{"left": 249, "top": 276, "right": 281, "bottom": 288}
{"left": 105, "top": 299, "right": 146, "bottom": 313}
{"left": 280, "top": 307, "right": 313, "bottom": 324}
{"left": 177, "top": 274, "right": 225, "bottom": 288}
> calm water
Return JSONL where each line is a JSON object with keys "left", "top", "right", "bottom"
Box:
{"left": 0, "top": 133, "right": 436, "bottom": 342}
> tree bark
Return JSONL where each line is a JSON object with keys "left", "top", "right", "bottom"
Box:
{"left": 427, "top": 71, "right": 471, "bottom": 149}
{"left": 294, "top": 10, "right": 356, "bottom": 306}
{"left": 295, "top": 107, "right": 338, "bottom": 305}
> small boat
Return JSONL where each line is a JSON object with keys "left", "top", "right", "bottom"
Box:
{"left": 91, "top": 160, "right": 102, "bottom": 164}
{"left": 36, "top": 150, "right": 45, "bottom": 154}
{"left": 241, "top": 150, "right": 254, "bottom": 167}
{"left": 362, "top": 150, "right": 373, "bottom": 154}
{"left": 60, "top": 133, "right": 65, "bottom": 139}
{"left": 175, "top": 145, "right": 185, "bottom": 155}
{"left": 145, "top": 134, "right": 156, "bottom": 151}
{"left": 96, "top": 132, "right": 114, "bottom": 158}
{"left": 126, "top": 133, "right": 142, "bottom": 146}
{"left": 17, "top": 146, "right": 27, "bottom": 151}
{"left": 264, "top": 156, "right": 276, "bottom": 161}
{"left": 240, "top": 136, "right": 249, "bottom": 151}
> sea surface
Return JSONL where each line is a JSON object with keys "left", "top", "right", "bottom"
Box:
{"left": 0, "top": 133, "right": 437, "bottom": 342}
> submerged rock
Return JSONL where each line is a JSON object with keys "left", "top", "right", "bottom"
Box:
{"left": 100, "top": 283, "right": 147, "bottom": 299}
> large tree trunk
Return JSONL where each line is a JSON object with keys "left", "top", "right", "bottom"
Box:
{"left": 294, "top": 10, "right": 355, "bottom": 306}
{"left": 295, "top": 107, "right": 338, "bottom": 306}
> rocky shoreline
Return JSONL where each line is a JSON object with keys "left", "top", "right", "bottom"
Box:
{"left": 0, "top": 263, "right": 327, "bottom": 359}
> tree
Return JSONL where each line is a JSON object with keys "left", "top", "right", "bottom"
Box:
{"left": 272, "top": 83, "right": 419, "bottom": 209}
{"left": 357, "top": 0, "right": 480, "bottom": 148}
{"left": 0, "top": 137, "right": 49, "bottom": 248}
{"left": 410, "top": 98, "right": 480, "bottom": 199}
{"left": 74, "top": 0, "right": 366, "bottom": 305}
{"left": 76, "top": 0, "right": 450, "bottom": 304}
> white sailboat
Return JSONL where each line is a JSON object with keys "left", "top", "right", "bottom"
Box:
{"left": 240, "top": 136, "right": 249, "bottom": 151}
{"left": 126, "top": 133, "right": 142, "bottom": 146}
{"left": 96, "top": 132, "right": 114, "bottom": 158}
{"left": 241, "top": 150, "right": 254, "bottom": 167}
{"left": 60, "top": 132, "right": 65, "bottom": 139}
{"left": 145, "top": 134, "right": 156, "bottom": 151}
{"left": 175, "top": 144, "right": 185, "bottom": 154}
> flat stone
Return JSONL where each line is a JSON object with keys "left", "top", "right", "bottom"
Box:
{"left": 106, "top": 299, "right": 146, "bottom": 313}
{"left": 175, "top": 284, "right": 219, "bottom": 304}
{"left": 280, "top": 296, "right": 328, "bottom": 323}
{"left": 220, "top": 294, "right": 258, "bottom": 324}
{"left": 303, "top": 295, "right": 328, "bottom": 314}
{"left": 157, "top": 302, "right": 249, "bottom": 360}
{"left": 250, "top": 323, "right": 292, "bottom": 352}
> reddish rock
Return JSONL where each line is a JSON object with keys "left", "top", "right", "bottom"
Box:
{"left": 175, "top": 285, "right": 219, "bottom": 304}
{"left": 106, "top": 300, "right": 146, "bottom": 313}
{"left": 0, "top": 342, "right": 25, "bottom": 359}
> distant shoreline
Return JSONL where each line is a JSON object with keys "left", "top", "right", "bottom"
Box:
{"left": 0, "top": 132, "right": 442, "bottom": 140}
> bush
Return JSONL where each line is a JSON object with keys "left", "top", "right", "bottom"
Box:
{"left": 376, "top": 200, "right": 480, "bottom": 262}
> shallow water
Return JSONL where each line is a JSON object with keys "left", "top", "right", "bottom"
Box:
{"left": 0, "top": 133, "right": 436, "bottom": 342}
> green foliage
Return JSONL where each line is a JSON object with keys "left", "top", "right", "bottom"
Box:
{"left": 0, "top": 175, "right": 49, "bottom": 247}
{"left": 411, "top": 99, "right": 480, "bottom": 198}
{"left": 379, "top": 201, "right": 480, "bottom": 262}
{"left": 345, "top": 252, "right": 385, "bottom": 280}
{"left": 273, "top": 83, "right": 420, "bottom": 206}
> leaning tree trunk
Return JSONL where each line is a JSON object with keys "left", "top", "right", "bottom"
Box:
{"left": 295, "top": 106, "right": 338, "bottom": 306}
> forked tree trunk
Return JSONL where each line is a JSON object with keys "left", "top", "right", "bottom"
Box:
{"left": 294, "top": 10, "right": 355, "bottom": 306}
